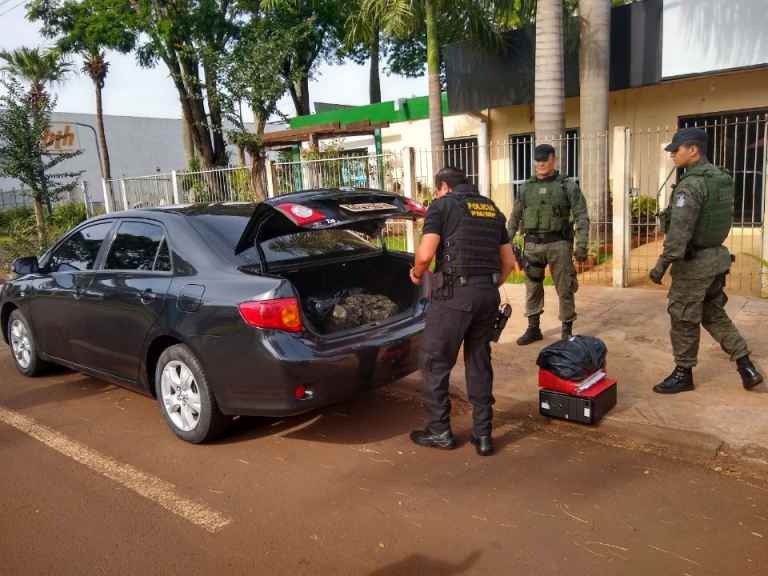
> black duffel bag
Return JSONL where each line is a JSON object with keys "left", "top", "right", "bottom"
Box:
{"left": 536, "top": 335, "right": 607, "bottom": 381}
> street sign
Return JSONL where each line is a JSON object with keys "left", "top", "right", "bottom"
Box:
{"left": 43, "top": 123, "right": 79, "bottom": 153}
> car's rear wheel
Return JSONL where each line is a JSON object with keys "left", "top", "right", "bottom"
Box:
{"left": 155, "top": 344, "right": 229, "bottom": 443}
{"left": 7, "top": 310, "right": 48, "bottom": 377}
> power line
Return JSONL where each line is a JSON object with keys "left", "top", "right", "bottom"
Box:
{"left": 0, "top": 0, "right": 18, "bottom": 8}
{"left": 0, "top": 0, "right": 26, "bottom": 18}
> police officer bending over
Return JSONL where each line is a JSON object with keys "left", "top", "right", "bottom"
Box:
{"left": 409, "top": 167, "right": 515, "bottom": 456}
{"left": 650, "top": 127, "right": 763, "bottom": 393}
{"left": 508, "top": 144, "right": 590, "bottom": 344}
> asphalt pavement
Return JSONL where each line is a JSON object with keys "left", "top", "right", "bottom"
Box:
{"left": 1, "top": 349, "right": 767, "bottom": 575}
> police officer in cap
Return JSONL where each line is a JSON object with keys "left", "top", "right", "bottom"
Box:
{"left": 409, "top": 167, "right": 515, "bottom": 456}
{"left": 650, "top": 127, "right": 763, "bottom": 393}
{"left": 508, "top": 144, "right": 590, "bottom": 344}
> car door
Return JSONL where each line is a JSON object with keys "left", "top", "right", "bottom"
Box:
{"left": 73, "top": 219, "right": 173, "bottom": 382}
{"left": 28, "top": 220, "right": 115, "bottom": 362}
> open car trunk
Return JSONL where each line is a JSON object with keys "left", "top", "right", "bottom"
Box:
{"left": 281, "top": 254, "right": 419, "bottom": 335}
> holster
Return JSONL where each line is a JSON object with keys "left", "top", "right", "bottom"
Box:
{"left": 491, "top": 304, "right": 512, "bottom": 343}
{"left": 432, "top": 271, "right": 454, "bottom": 300}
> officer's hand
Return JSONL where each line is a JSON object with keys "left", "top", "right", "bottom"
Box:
{"left": 574, "top": 246, "right": 588, "bottom": 263}
{"left": 410, "top": 267, "right": 422, "bottom": 285}
{"left": 649, "top": 262, "right": 666, "bottom": 285}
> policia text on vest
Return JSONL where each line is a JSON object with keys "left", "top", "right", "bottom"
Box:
{"left": 409, "top": 167, "right": 516, "bottom": 456}
{"left": 507, "top": 144, "right": 590, "bottom": 346}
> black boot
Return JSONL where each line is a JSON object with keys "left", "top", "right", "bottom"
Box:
{"left": 653, "top": 366, "right": 694, "bottom": 394}
{"left": 470, "top": 435, "right": 493, "bottom": 456}
{"left": 561, "top": 321, "right": 573, "bottom": 340}
{"left": 410, "top": 427, "right": 456, "bottom": 450}
{"left": 517, "top": 314, "right": 543, "bottom": 346}
{"left": 737, "top": 355, "right": 764, "bottom": 390}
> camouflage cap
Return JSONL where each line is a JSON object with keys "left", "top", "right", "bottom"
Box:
{"left": 665, "top": 127, "right": 708, "bottom": 152}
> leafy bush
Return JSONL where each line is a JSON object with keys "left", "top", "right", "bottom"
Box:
{"left": 0, "top": 202, "right": 87, "bottom": 272}
{"left": 631, "top": 196, "right": 658, "bottom": 222}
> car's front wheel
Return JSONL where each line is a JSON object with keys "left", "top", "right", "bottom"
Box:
{"left": 155, "top": 344, "right": 229, "bottom": 443}
{"left": 7, "top": 309, "right": 49, "bottom": 377}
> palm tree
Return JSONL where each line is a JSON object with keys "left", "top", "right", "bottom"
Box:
{"left": 345, "top": 4, "right": 383, "bottom": 104}
{"left": 363, "top": 0, "right": 517, "bottom": 170}
{"left": 578, "top": 0, "right": 610, "bottom": 220}
{"left": 81, "top": 50, "right": 112, "bottom": 180}
{"left": 534, "top": 0, "right": 565, "bottom": 146}
{"left": 0, "top": 47, "right": 70, "bottom": 109}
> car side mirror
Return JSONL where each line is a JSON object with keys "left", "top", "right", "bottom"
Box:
{"left": 12, "top": 256, "right": 39, "bottom": 276}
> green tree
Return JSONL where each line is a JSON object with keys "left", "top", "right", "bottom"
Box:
{"left": 0, "top": 46, "right": 70, "bottom": 108}
{"left": 262, "top": 0, "right": 347, "bottom": 116}
{"left": 132, "top": 0, "right": 239, "bottom": 169}
{"left": 0, "top": 77, "right": 82, "bottom": 248}
{"left": 360, "top": 1, "right": 518, "bottom": 157}
{"left": 223, "top": 12, "right": 312, "bottom": 198}
{"left": 28, "top": 0, "right": 138, "bottom": 182}
{"left": 342, "top": 1, "right": 385, "bottom": 104}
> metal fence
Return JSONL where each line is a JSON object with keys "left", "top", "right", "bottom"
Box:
{"left": 0, "top": 185, "right": 97, "bottom": 214}
{"left": 626, "top": 115, "right": 768, "bottom": 297}
{"left": 272, "top": 153, "right": 403, "bottom": 196}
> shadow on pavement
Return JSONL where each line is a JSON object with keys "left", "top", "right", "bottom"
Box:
{"left": 1, "top": 374, "right": 115, "bottom": 410}
{"left": 368, "top": 551, "right": 482, "bottom": 576}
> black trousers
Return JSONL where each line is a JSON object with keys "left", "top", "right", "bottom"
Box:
{"left": 420, "top": 284, "right": 500, "bottom": 437}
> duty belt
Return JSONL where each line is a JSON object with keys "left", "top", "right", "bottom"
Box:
{"left": 525, "top": 232, "right": 565, "bottom": 244}
{"left": 456, "top": 274, "right": 499, "bottom": 287}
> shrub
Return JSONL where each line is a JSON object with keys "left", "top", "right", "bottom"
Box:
{"left": 631, "top": 196, "right": 658, "bottom": 222}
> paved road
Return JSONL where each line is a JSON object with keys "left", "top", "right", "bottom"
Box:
{"left": 1, "top": 350, "right": 766, "bottom": 576}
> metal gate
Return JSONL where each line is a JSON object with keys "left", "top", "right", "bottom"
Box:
{"left": 626, "top": 115, "right": 768, "bottom": 297}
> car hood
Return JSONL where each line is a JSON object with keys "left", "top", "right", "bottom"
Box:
{"left": 234, "top": 189, "right": 425, "bottom": 255}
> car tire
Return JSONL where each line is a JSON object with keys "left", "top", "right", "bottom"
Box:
{"left": 155, "top": 344, "right": 229, "bottom": 444}
{"left": 7, "top": 309, "right": 49, "bottom": 377}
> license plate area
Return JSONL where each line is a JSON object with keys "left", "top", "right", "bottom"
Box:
{"left": 339, "top": 202, "right": 398, "bottom": 213}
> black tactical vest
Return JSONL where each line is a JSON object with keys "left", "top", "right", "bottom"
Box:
{"left": 437, "top": 187, "right": 503, "bottom": 280}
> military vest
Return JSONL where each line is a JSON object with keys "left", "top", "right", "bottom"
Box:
{"left": 681, "top": 162, "right": 734, "bottom": 249}
{"left": 521, "top": 176, "right": 572, "bottom": 234}
{"left": 438, "top": 189, "right": 503, "bottom": 279}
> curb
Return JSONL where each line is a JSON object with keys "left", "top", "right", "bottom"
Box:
{"left": 390, "top": 378, "right": 768, "bottom": 483}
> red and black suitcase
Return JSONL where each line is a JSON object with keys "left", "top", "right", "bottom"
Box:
{"left": 539, "top": 377, "right": 617, "bottom": 425}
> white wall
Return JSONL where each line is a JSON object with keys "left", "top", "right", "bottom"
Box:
{"left": 662, "top": 0, "right": 768, "bottom": 78}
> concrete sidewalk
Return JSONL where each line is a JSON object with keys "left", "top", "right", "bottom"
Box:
{"left": 398, "top": 285, "right": 768, "bottom": 471}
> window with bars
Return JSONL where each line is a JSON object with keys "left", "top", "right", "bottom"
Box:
{"left": 508, "top": 130, "right": 579, "bottom": 200}
{"left": 679, "top": 110, "right": 767, "bottom": 226}
{"left": 443, "top": 138, "right": 480, "bottom": 186}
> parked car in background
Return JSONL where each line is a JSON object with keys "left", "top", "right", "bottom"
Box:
{"left": 1, "top": 189, "right": 427, "bottom": 443}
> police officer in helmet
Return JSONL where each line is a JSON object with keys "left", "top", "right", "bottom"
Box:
{"left": 409, "top": 167, "right": 515, "bottom": 456}
{"left": 508, "top": 144, "right": 590, "bottom": 344}
{"left": 650, "top": 127, "right": 763, "bottom": 393}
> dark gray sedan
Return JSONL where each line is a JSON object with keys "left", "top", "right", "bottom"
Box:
{"left": 1, "top": 190, "right": 426, "bottom": 442}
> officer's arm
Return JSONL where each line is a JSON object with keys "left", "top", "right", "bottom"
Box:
{"left": 659, "top": 180, "right": 704, "bottom": 266}
{"left": 412, "top": 233, "right": 440, "bottom": 279}
{"left": 569, "top": 184, "right": 590, "bottom": 249}
{"left": 498, "top": 243, "right": 515, "bottom": 286}
{"left": 508, "top": 195, "right": 524, "bottom": 238}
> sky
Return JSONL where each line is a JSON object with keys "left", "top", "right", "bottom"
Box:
{"left": 0, "top": 6, "right": 428, "bottom": 121}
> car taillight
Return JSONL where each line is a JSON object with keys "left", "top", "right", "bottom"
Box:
{"left": 404, "top": 197, "right": 427, "bottom": 216}
{"left": 239, "top": 299, "right": 302, "bottom": 332}
{"left": 276, "top": 202, "right": 327, "bottom": 225}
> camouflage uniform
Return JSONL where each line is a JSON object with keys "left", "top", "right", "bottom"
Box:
{"left": 655, "top": 160, "right": 749, "bottom": 368}
{"left": 508, "top": 173, "right": 590, "bottom": 322}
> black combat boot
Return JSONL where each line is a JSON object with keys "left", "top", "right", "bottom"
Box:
{"left": 410, "top": 427, "right": 456, "bottom": 450}
{"left": 653, "top": 366, "right": 694, "bottom": 394}
{"left": 470, "top": 435, "right": 493, "bottom": 456}
{"left": 561, "top": 321, "right": 573, "bottom": 340}
{"left": 737, "top": 355, "right": 764, "bottom": 390}
{"left": 517, "top": 314, "right": 543, "bottom": 346}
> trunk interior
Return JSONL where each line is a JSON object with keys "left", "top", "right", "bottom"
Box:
{"left": 280, "top": 254, "right": 420, "bottom": 335}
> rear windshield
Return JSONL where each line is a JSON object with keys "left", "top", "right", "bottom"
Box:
{"left": 188, "top": 211, "right": 379, "bottom": 266}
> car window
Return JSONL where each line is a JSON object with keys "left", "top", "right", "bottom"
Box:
{"left": 49, "top": 221, "right": 114, "bottom": 272}
{"left": 154, "top": 239, "right": 172, "bottom": 272}
{"left": 261, "top": 230, "right": 379, "bottom": 265}
{"left": 105, "top": 221, "right": 165, "bottom": 271}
